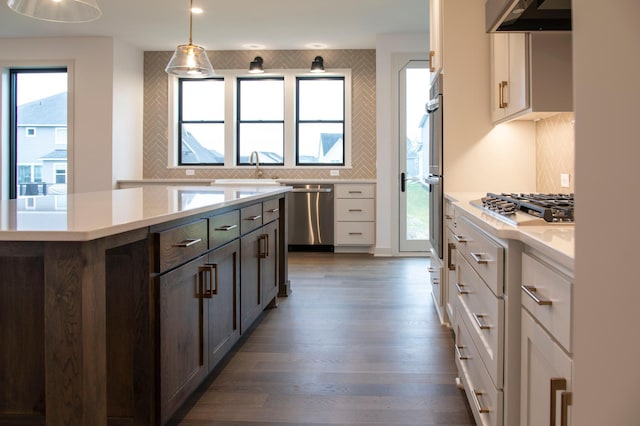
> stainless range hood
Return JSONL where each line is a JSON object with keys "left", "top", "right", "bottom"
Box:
{"left": 486, "top": 0, "right": 572, "bottom": 32}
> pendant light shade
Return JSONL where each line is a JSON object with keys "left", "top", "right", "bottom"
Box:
{"left": 165, "top": 0, "right": 214, "bottom": 78}
{"left": 7, "top": 0, "right": 102, "bottom": 23}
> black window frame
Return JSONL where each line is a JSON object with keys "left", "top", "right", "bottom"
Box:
{"left": 236, "top": 76, "right": 285, "bottom": 166}
{"left": 295, "top": 76, "right": 346, "bottom": 166}
{"left": 177, "top": 76, "right": 225, "bottom": 166}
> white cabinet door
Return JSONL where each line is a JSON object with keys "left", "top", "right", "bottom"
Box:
{"left": 521, "top": 309, "right": 572, "bottom": 426}
{"left": 429, "top": 0, "right": 443, "bottom": 78}
{"left": 490, "top": 33, "right": 528, "bottom": 123}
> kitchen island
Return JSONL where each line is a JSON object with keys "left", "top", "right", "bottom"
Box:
{"left": 0, "top": 185, "right": 291, "bottom": 426}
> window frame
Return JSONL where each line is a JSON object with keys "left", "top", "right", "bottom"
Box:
{"left": 236, "top": 76, "right": 285, "bottom": 166}
{"left": 177, "top": 76, "right": 226, "bottom": 166}
{"left": 167, "top": 68, "right": 352, "bottom": 169}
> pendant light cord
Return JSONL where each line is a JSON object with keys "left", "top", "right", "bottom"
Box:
{"left": 188, "top": 0, "right": 193, "bottom": 45}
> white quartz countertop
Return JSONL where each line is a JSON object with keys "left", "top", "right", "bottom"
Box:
{"left": 0, "top": 185, "right": 291, "bottom": 242}
{"left": 446, "top": 192, "right": 575, "bottom": 270}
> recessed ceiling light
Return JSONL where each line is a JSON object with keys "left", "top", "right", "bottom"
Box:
{"left": 307, "top": 43, "right": 328, "bottom": 49}
{"left": 243, "top": 44, "right": 265, "bottom": 50}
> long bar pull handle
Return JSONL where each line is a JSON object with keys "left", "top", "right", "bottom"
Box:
{"left": 198, "top": 264, "right": 217, "bottom": 298}
{"left": 550, "top": 377, "right": 567, "bottom": 426}
{"left": 214, "top": 224, "right": 238, "bottom": 231}
{"left": 561, "top": 391, "right": 572, "bottom": 426}
{"left": 472, "top": 313, "right": 491, "bottom": 330}
{"left": 522, "top": 285, "right": 553, "bottom": 306}
{"left": 245, "top": 215, "right": 262, "bottom": 221}
{"left": 259, "top": 234, "right": 269, "bottom": 259}
{"left": 447, "top": 242, "right": 456, "bottom": 270}
{"left": 348, "top": 232, "right": 363, "bottom": 236}
{"left": 455, "top": 282, "right": 469, "bottom": 295}
{"left": 499, "top": 80, "right": 509, "bottom": 108}
{"left": 173, "top": 238, "right": 202, "bottom": 247}
{"left": 454, "top": 234, "right": 467, "bottom": 243}
{"left": 266, "top": 208, "right": 279, "bottom": 213}
{"left": 348, "top": 209, "right": 363, "bottom": 212}
{"left": 471, "top": 389, "right": 490, "bottom": 414}
{"left": 348, "top": 190, "right": 363, "bottom": 194}
{"left": 454, "top": 345, "right": 469, "bottom": 360}
{"left": 470, "top": 252, "right": 488, "bottom": 264}
{"left": 429, "top": 50, "right": 436, "bottom": 72}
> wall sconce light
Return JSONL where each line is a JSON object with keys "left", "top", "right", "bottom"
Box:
{"left": 165, "top": 0, "right": 215, "bottom": 78}
{"left": 7, "top": 0, "right": 102, "bottom": 23}
{"left": 310, "top": 56, "right": 325, "bottom": 73}
{"left": 249, "top": 56, "right": 264, "bottom": 74}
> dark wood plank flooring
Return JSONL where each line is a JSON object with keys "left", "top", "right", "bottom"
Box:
{"left": 171, "top": 252, "right": 475, "bottom": 425}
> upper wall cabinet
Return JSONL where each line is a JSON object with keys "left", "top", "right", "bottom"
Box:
{"left": 490, "top": 33, "right": 573, "bottom": 124}
{"left": 429, "top": 0, "right": 443, "bottom": 79}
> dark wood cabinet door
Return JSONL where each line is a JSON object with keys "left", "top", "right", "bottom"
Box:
{"left": 158, "top": 254, "right": 209, "bottom": 425}
{"left": 240, "top": 229, "right": 262, "bottom": 333}
{"left": 207, "top": 240, "right": 240, "bottom": 369}
{"left": 261, "top": 221, "right": 279, "bottom": 308}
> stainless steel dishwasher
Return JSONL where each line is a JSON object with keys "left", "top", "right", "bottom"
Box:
{"left": 287, "top": 184, "right": 334, "bottom": 252}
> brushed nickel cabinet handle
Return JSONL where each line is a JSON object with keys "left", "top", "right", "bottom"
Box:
{"left": 455, "top": 282, "right": 469, "bottom": 295}
{"left": 259, "top": 234, "right": 269, "bottom": 258}
{"left": 348, "top": 232, "right": 363, "bottom": 236}
{"left": 173, "top": 238, "right": 202, "bottom": 248}
{"left": 348, "top": 190, "right": 363, "bottom": 194}
{"left": 198, "top": 264, "right": 217, "bottom": 298}
{"left": 245, "top": 215, "right": 262, "bottom": 221}
{"left": 454, "top": 345, "right": 469, "bottom": 360}
{"left": 454, "top": 234, "right": 467, "bottom": 243}
{"left": 447, "top": 242, "right": 456, "bottom": 270}
{"left": 470, "top": 252, "right": 488, "bottom": 264}
{"left": 522, "top": 285, "right": 553, "bottom": 306}
{"left": 471, "top": 389, "right": 490, "bottom": 414}
{"left": 428, "top": 267, "right": 436, "bottom": 273}
{"left": 429, "top": 50, "right": 436, "bottom": 72}
{"left": 472, "top": 313, "right": 491, "bottom": 330}
{"left": 267, "top": 208, "right": 279, "bottom": 213}
{"left": 214, "top": 224, "right": 237, "bottom": 231}
{"left": 499, "top": 80, "right": 509, "bottom": 108}
{"left": 445, "top": 214, "right": 453, "bottom": 220}
{"left": 550, "top": 377, "right": 567, "bottom": 426}
{"left": 561, "top": 391, "right": 572, "bottom": 426}
{"left": 348, "top": 209, "right": 363, "bottom": 212}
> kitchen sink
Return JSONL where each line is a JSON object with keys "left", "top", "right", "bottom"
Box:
{"left": 211, "top": 179, "right": 280, "bottom": 185}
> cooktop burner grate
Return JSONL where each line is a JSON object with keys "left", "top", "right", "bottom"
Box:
{"left": 480, "top": 193, "right": 575, "bottom": 223}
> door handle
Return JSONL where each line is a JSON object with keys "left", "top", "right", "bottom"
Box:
{"left": 401, "top": 172, "right": 406, "bottom": 192}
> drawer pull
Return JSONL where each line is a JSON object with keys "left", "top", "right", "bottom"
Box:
{"left": 472, "top": 313, "right": 491, "bottom": 330}
{"left": 214, "top": 224, "right": 237, "bottom": 231}
{"left": 266, "top": 208, "right": 279, "bottom": 213}
{"left": 550, "top": 378, "right": 567, "bottom": 426}
{"left": 198, "top": 264, "right": 218, "bottom": 298}
{"left": 470, "top": 252, "right": 488, "bottom": 264}
{"left": 445, "top": 214, "right": 453, "bottom": 220}
{"left": 348, "top": 208, "right": 363, "bottom": 212}
{"left": 455, "top": 282, "right": 469, "bottom": 295}
{"left": 348, "top": 232, "right": 363, "bottom": 236}
{"left": 348, "top": 190, "right": 363, "bottom": 194}
{"left": 428, "top": 267, "right": 436, "bottom": 273}
{"left": 245, "top": 215, "right": 262, "bottom": 221}
{"left": 454, "top": 234, "right": 467, "bottom": 243}
{"left": 471, "top": 389, "right": 491, "bottom": 414}
{"left": 172, "top": 238, "right": 202, "bottom": 248}
{"left": 522, "top": 285, "right": 553, "bottom": 306}
{"left": 259, "top": 234, "right": 269, "bottom": 258}
{"left": 454, "top": 344, "right": 469, "bottom": 360}
{"left": 447, "top": 242, "right": 456, "bottom": 271}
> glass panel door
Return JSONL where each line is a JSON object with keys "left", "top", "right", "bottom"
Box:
{"left": 399, "top": 62, "right": 430, "bottom": 252}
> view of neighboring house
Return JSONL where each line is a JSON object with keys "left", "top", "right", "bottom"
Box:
{"left": 17, "top": 92, "right": 67, "bottom": 196}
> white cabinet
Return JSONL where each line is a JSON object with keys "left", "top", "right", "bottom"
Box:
{"left": 429, "top": 0, "right": 443, "bottom": 79}
{"left": 334, "top": 183, "right": 375, "bottom": 250}
{"left": 520, "top": 251, "right": 574, "bottom": 426}
{"left": 444, "top": 198, "right": 457, "bottom": 326}
{"left": 491, "top": 33, "right": 573, "bottom": 124}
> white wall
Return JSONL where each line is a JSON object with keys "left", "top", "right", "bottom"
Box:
{"left": 0, "top": 37, "right": 143, "bottom": 194}
{"left": 572, "top": 1, "right": 640, "bottom": 423}
{"left": 375, "top": 33, "right": 429, "bottom": 257}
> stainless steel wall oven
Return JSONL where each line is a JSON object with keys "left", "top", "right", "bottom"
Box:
{"left": 426, "top": 73, "right": 443, "bottom": 259}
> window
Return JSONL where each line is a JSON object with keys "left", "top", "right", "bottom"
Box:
{"left": 26, "top": 127, "right": 36, "bottom": 137}
{"left": 178, "top": 77, "right": 225, "bottom": 165}
{"left": 237, "top": 77, "right": 284, "bottom": 165}
{"left": 296, "top": 77, "right": 345, "bottom": 165}
{"left": 54, "top": 163, "right": 67, "bottom": 184}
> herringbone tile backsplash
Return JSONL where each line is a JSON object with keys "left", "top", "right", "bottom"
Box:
{"left": 535, "top": 112, "right": 575, "bottom": 193}
{"left": 144, "top": 49, "right": 376, "bottom": 180}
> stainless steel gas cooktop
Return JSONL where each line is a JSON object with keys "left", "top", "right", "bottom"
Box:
{"left": 471, "top": 192, "right": 575, "bottom": 226}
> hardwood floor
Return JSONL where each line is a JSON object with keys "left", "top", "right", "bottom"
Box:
{"left": 171, "top": 252, "right": 475, "bottom": 426}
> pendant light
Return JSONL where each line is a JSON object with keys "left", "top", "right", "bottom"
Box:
{"left": 7, "top": 0, "right": 102, "bottom": 23}
{"left": 165, "top": 0, "right": 215, "bottom": 78}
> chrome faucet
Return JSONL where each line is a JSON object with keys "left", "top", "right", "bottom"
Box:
{"left": 249, "top": 151, "right": 263, "bottom": 179}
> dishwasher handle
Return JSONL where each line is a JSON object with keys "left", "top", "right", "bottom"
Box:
{"left": 291, "top": 188, "right": 333, "bottom": 193}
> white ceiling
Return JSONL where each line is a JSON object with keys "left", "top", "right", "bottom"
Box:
{"left": 0, "top": 0, "right": 428, "bottom": 51}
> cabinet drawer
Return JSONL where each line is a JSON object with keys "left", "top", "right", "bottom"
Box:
{"left": 428, "top": 264, "right": 442, "bottom": 307}
{"left": 454, "top": 217, "right": 504, "bottom": 295}
{"left": 209, "top": 210, "right": 240, "bottom": 249}
{"left": 458, "top": 255, "right": 504, "bottom": 388}
{"left": 456, "top": 314, "right": 503, "bottom": 426}
{"left": 445, "top": 200, "right": 457, "bottom": 232}
{"left": 262, "top": 198, "right": 281, "bottom": 224}
{"left": 335, "top": 198, "right": 374, "bottom": 221}
{"left": 240, "top": 203, "right": 263, "bottom": 234}
{"left": 335, "top": 222, "right": 374, "bottom": 245}
{"left": 521, "top": 253, "right": 573, "bottom": 352}
{"left": 335, "top": 184, "right": 375, "bottom": 199}
{"left": 156, "top": 219, "right": 208, "bottom": 273}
